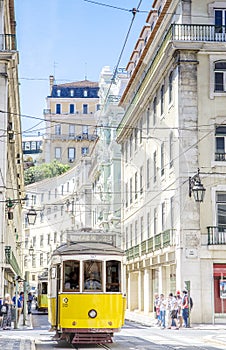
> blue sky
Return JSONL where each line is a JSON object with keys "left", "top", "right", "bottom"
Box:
{"left": 15, "top": 0, "right": 152, "bottom": 134}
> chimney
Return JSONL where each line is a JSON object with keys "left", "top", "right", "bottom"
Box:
{"left": 49, "top": 75, "right": 54, "bottom": 95}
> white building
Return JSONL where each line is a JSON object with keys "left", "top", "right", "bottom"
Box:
{"left": 117, "top": 0, "right": 226, "bottom": 324}
{"left": 0, "top": 0, "right": 24, "bottom": 297}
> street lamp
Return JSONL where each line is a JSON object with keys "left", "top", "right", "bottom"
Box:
{"left": 189, "top": 168, "right": 206, "bottom": 202}
{"left": 27, "top": 208, "right": 37, "bottom": 225}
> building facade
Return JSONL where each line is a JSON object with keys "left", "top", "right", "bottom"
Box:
{"left": 0, "top": 0, "right": 24, "bottom": 297}
{"left": 41, "top": 77, "right": 99, "bottom": 165}
{"left": 89, "top": 66, "right": 128, "bottom": 247}
{"left": 117, "top": 0, "right": 226, "bottom": 323}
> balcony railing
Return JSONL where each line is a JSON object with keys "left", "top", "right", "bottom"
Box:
{"left": 171, "top": 24, "right": 226, "bottom": 42}
{"left": 215, "top": 152, "right": 226, "bottom": 161}
{"left": 0, "top": 34, "right": 17, "bottom": 51}
{"left": 207, "top": 226, "right": 226, "bottom": 245}
{"left": 126, "top": 229, "right": 175, "bottom": 260}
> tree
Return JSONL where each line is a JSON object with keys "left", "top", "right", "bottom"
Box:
{"left": 24, "top": 160, "right": 70, "bottom": 185}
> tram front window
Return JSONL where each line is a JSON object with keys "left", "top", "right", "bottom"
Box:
{"left": 106, "top": 261, "right": 121, "bottom": 292}
{"left": 84, "top": 260, "right": 102, "bottom": 291}
{"left": 64, "top": 260, "right": 80, "bottom": 291}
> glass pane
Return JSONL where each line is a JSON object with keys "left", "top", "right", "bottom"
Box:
{"left": 215, "top": 10, "right": 223, "bottom": 32}
{"left": 218, "top": 204, "right": 226, "bottom": 225}
{"left": 215, "top": 62, "right": 226, "bottom": 70}
{"left": 84, "top": 260, "right": 102, "bottom": 291}
{"left": 216, "top": 137, "right": 225, "bottom": 152}
{"left": 64, "top": 261, "right": 80, "bottom": 291}
{"left": 215, "top": 72, "right": 224, "bottom": 91}
{"left": 217, "top": 193, "right": 226, "bottom": 202}
{"left": 106, "top": 261, "right": 121, "bottom": 292}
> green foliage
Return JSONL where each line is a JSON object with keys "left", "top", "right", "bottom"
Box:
{"left": 24, "top": 160, "right": 70, "bottom": 185}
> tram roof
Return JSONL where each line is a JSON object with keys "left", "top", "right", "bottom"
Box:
{"left": 52, "top": 241, "right": 124, "bottom": 256}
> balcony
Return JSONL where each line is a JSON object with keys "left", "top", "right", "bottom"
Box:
{"left": 126, "top": 229, "right": 175, "bottom": 261}
{"left": 215, "top": 152, "right": 226, "bottom": 161}
{"left": 0, "top": 34, "right": 17, "bottom": 51}
{"left": 207, "top": 226, "right": 226, "bottom": 245}
{"left": 171, "top": 24, "right": 226, "bottom": 42}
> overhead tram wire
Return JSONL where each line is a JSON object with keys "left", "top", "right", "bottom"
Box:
{"left": 83, "top": 0, "right": 148, "bottom": 13}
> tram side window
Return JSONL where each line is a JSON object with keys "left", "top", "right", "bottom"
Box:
{"left": 84, "top": 260, "right": 102, "bottom": 291}
{"left": 106, "top": 261, "right": 121, "bottom": 292}
{"left": 64, "top": 260, "right": 80, "bottom": 291}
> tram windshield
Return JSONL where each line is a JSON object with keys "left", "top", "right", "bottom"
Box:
{"left": 84, "top": 260, "right": 102, "bottom": 291}
{"left": 106, "top": 260, "right": 121, "bottom": 292}
{"left": 63, "top": 260, "right": 80, "bottom": 291}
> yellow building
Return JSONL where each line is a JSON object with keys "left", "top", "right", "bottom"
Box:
{"left": 41, "top": 76, "right": 99, "bottom": 165}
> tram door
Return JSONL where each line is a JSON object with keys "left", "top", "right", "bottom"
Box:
{"left": 56, "top": 264, "right": 61, "bottom": 327}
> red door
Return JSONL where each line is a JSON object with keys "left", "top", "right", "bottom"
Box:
{"left": 213, "top": 264, "right": 226, "bottom": 313}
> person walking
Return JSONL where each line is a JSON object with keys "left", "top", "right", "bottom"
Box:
{"left": 176, "top": 291, "right": 183, "bottom": 328}
{"left": 27, "top": 292, "right": 33, "bottom": 314}
{"left": 182, "top": 290, "right": 189, "bottom": 327}
{"left": 159, "top": 294, "right": 167, "bottom": 329}
{"left": 1, "top": 293, "right": 13, "bottom": 330}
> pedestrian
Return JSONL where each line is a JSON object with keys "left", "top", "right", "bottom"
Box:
{"left": 176, "top": 291, "right": 183, "bottom": 328}
{"left": 27, "top": 292, "right": 33, "bottom": 314}
{"left": 167, "top": 293, "right": 179, "bottom": 329}
{"left": 159, "top": 293, "right": 167, "bottom": 329}
{"left": 12, "top": 292, "right": 22, "bottom": 321}
{"left": 181, "top": 290, "right": 189, "bottom": 327}
{"left": 1, "top": 293, "right": 13, "bottom": 330}
{"left": 154, "top": 293, "right": 160, "bottom": 325}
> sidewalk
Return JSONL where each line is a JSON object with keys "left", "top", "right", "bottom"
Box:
{"left": 0, "top": 313, "right": 35, "bottom": 350}
{"left": 125, "top": 310, "right": 226, "bottom": 347}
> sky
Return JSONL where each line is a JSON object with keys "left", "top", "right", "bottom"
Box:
{"left": 15, "top": 0, "right": 152, "bottom": 135}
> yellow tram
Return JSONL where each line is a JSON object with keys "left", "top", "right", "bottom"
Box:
{"left": 37, "top": 269, "right": 48, "bottom": 312}
{"left": 48, "top": 236, "right": 126, "bottom": 344}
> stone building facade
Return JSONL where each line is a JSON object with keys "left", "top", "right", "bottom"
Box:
{"left": 117, "top": 0, "right": 226, "bottom": 324}
{"left": 0, "top": 0, "right": 24, "bottom": 297}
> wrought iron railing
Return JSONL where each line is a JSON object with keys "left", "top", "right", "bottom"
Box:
{"left": 207, "top": 226, "right": 226, "bottom": 245}
{"left": 215, "top": 152, "right": 226, "bottom": 161}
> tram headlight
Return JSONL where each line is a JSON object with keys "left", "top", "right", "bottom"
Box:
{"left": 88, "top": 309, "right": 97, "bottom": 318}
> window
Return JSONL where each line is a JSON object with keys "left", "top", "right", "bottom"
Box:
{"left": 214, "top": 61, "right": 226, "bottom": 91}
{"left": 47, "top": 234, "right": 50, "bottom": 245}
{"left": 56, "top": 104, "right": 61, "bottom": 114}
{"left": 68, "top": 147, "right": 75, "bottom": 161}
{"left": 125, "top": 141, "right": 128, "bottom": 163}
{"left": 106, "top": 261, "right": 121, "bottom": 292}
{"left": 69, "top": 124, "right": 75, "bottom": 137}
{"left": 161, "top": 142, "right": 165, "bottom": 176}
{"left": 40, "top": 235, "right": 43, "bottom": 247}
{"left": 57, "top": 89, "right": 61, "bottom": 97}
{"left": 169, "top": 72, "right": 173, "bottom": 103}
{"left": 130, "top": 177, "right": 133, "bottom": 204}
{"left": 215, "top": 9, "right": 226, "bottom": 34}
{"left": 70, "top": 89, "right": 74, "bottom": 97}
{"left": 69, "top": 104, "right": 74, "bottom": 113}
{"left": 129, "top": 133, "right": 133, "bottom": 158}
{"left": 170, "top": 196, "right": 174, "bottom": 228}
{"left": 83, "top": 90, "right": 88, "bottom": 97}
{"left": 140, "top": 166, "right": 143, "bottom": 194}
{"left": 41, "top": 193, "right": 44, "bottom": 202}
{"left": 160, "top": 85, "right": 164, "bottom": 115}
{"left": 147, "top": 107, "right": 150, "bottom": 134}
{"left": 153, "top": 150, "right": 157, "bottom": 182}
{"left": 169, "top": 132, "right": 174, "bottom": 167}
{"left": 125, "top": 183, "right": 128, "bottom": 207}
{"left": 48, "top": 191, "right": 51, "bottom": 200}
{"left": 130, "top": 223, "right": 133, "bottom": 246}
{"left": 82, "top": 125, "right": 88, "bottom": 135}
{"left": 135, "top": 172, "right": 138, "bottom": 199}
{"left": 134, "top": 128, "right": 138, "bottom": 151}
{"left": 40, "top": 253, "right": 43, "bottom": 266}
{"left": 96, "top": 104, "right": 100, "bottom": 111}
{"left": 153, "top": 97, "right": 157, "bottom": 125}
{"left": 55, "top": 124, "right": 61, "bottom": 135}
{"left": 135, "top": 220, "right": 138, "bottom": 245}
{"left": 55, "top": 147, "right": 61, "bottom": 159}
{"left": 147, "top": 212, "right": 150, "bottom": 238}
{"left": 139, "top": 118, "right": 143, "bottom": 143}
{"left": 81, "top": 147, "right": 89, "bottom": 155}
{"left": 54, "top": 232, "right": 57, "bottom": 244}
{"left": 217, "top": 193, "right": 226, "bottom": 229}
{"left": 64, "top": 260, "right": 80, "bottom": 291}
{"left": 83, "top": 104, "right": 88, "bottom": 114}
{"left": 140, "top": 216, "right": 144, "bottom": 242}
{"left": 162, "top": 202, "right": 166, "bottom": 231}
{"left": 84, "top": 260, "right": 102, "bottom": 291}
{"left": 154, "top": 208, "right": 157, "bottom": 236}
{"left": 61, "top": 185, "right": 64, "bottom": 195}
{"left": 215, "top": 126, "right": 226, "bottom": 160}
{"left": 147, "top": 158, "right": 150, "bottom": 189}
